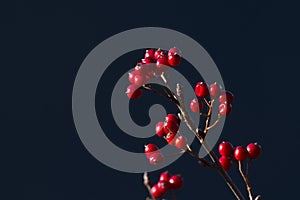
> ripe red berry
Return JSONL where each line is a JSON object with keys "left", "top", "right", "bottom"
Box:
{"left": 168, "top": 54, "right": 181, "bottom": 66}
{"left": 209, "top": 82, "right": 222, "bottom": 98}
{"left": 219, "top": 91, "right": 234, "bottom": 104}
{"left": 156, "top": 54, "right": 169, "bottom": 69}
{"left": 154, "top": 49, "right": 163, "bottom": 60}
{"left": 195, "top": 82, "right": 209, "bottom": 98}
{"left": 157, "top": 181, "right": 171, "bottom": 193}
{"left": 128, "top": 71, "right": 135, "bottom": 84}
{"left": 219, "top": 103, "right": 232, "bottom": 116}
{"left": 219, "top": 156, "right": 233, "bottom": 171}
{"left": 190, "top": 98, "right": 203, "bottom": 112}
{"left": 149, "top": 152, "right": 164, "bottom": 165}
{"left": 159, "top": 171, "right": 171, "bottom": 182}
{"left": 155, "top": 121, "right": 167, "bottom": 137}
{"left": 169, "top": 175, "right": 183, "bottom": 190}
{"left": 142, "top": 57, "right": 155, "bottom": 64}
{"left": 165, "top": 132, "right": 177, "bottom": 145}
{"left": 134, "top": 75, "right": 146, "bottom": 86}
{"left": 163, "top": 120, "right": 179, "bottom": 134}
{"left": 165, "top": 114, "right": 180, "bottom": 124}
{"left": 218, "top": 141, "right": 234, "bottom": 157}
{"left": 144, "top": 144, "right": 159, "bottom": 158}
{"left": 247, "top": 143, "right": 262, "bottom": 159}
{"left": 126, "top": 84, "right": 142, "bottom": 99}
{"left": 150, "top": 184, "right": 165, "bottom": 198}
{"left": 134, "top": 63, "right": 146, "bottom": 75}
{"left": 234, "top": 146, "right": 249, "bottom": 161}
{"left": 175, "top": 136, "right": 187, "bottom": 149}
{"left": 168, "top": 47, "right": 182, "bottom": 57}
{"left": 145, "top": 49, "right": 156, "bottom": 59}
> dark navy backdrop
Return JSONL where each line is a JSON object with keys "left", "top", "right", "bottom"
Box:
{"left": 8, "top": 0, "right": 300, "bottom": 199}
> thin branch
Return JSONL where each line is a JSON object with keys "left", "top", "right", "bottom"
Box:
{"left": 207, "top": 113, "right": 221, "bottom": 130}
{"left": 143, "top": 172, "right": 156, "bottom": 200}
{"left": 185, "top": 148, "right": 214, "bottom": 168}
{"left": 145, "top": 82, "right": 246, "bottom": 200}
{"left": 254, "top": 195, "right": 261, "bottom": 200}
{"left": 142, "top": 84, "right": 179, "bottom": 105}
{"left": 176, "top": 83, "right": 246, "bottom": 200}
{"left": 203, "top": 99, "right": 214, "bottom": 135}
{"left": 238, "top": 161, "right": 253, "bottom": 200}
{"left": 203, "top": 98, "right": 210, "bottom": 107}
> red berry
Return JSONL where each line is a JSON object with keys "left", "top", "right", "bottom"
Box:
{"left": 145, "top": 49, "right": 156, "bottom": 59}
{"left": 219, "top": 91, "right": 234, "bottom": 104}
{"left": 219, "top": 156, "right": 233, "bottom": 171}
{"left": 247, "top": 143, "right": 262, "bottom": 159}
{"left": 134, "top": 63, "right": 146, "bottom": 75}
{"left": 190, "top": 98, "right": 203, "bottom": 112}
{"left": 209, "top": 82, "right": 222, "bottom": 98}
{"left": 195, "top": 82, "right": 209, "bottom": 98}
{"left": 134, "top": 75, "right": 146, "bottom": 86}
{"left": 234, "top": 146, "right": 249, "bottom": 161}
{"left": 168, "top": 54, "right": 181, "bottom": 66}
{"left": 157, "top": 181, "right": 171, "bottom": 193}
{"left": 149, "top": 152, "right": 164, "bottom": 165}
{"left": 163, "top": 120, "right": 179, "bottom": 134}
{"left": 169, "top": 175, "right": 183, "bottom": 190}
{"left": 165, "top": 132, "right": 177, "bottom": 145}
{"left": 155, "top": 121, "right": 167, "bottom": 137}
{"left": 175, "top": 136, "right": 187, "bottom": 149}
{"left": 168, "top": 47, "right": 182, "bottom": 57}
{"left": 219, "top": 103, "right": 232, "bottom": 116}
{"left": 218, "top": 141, "right": 234, "bottom": 157}
{"left": 150, "top": 184, "right": 165, "bottom": 198}
{"left": 159, "top": 171, "right": 171, "bottom": 182}
{"left": 142, "top": 57, "right": 155, "bottom": 64}
{"left": 128, "top": 71, "right": 136, "bottom": 84}
{"left": 126, "top": 84, "right": 142, "bottom": 99}
{"left": 144, "top": 144, "right": 158, "bottom": 158}
{"left": 156, "top": 54, "right": 169, "bottom": 69}
{"left": 154, "top": 49, "right": 163, "bottom": 60}
{"left": 165, "top": 114, "right": 180, "bottom": 124}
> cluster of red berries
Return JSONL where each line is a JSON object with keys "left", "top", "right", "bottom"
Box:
{"left": 126, "top": 47, "right": 182, "bottom": 99}
{"left": 190, "top": 82, "right": 234, "bottom": 116}
{"left": 218, "top": 141, "right": 262, "bottom": 171}
{"left": 156, "top": 114, "right": 187, "bottom": 149}
{"left": 145, "top": 114, "right": 188, "bottom": 165}
{"left": 150, "top": 171, "right": 183, "bottom": 198}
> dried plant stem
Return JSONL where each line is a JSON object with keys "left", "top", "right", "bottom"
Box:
{"left": 143, "top": 172, "right": 156, "bottom": 200}
{"left": 185, "top": 148, "right": 214, "bottom": 168}
{"left": 238, "top": 161, "right": 254, "bottom": 200}
{"left": 207, "top": 114, "right": 221, "bottom": 130}
{"left": 176, "top": 84, "right": 246, "bottom": 200}
{"left": 145, "top": 82, "right": 246, "bottom": 200}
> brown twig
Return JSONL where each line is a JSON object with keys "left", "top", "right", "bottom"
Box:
{"left": 143, "top": 172, "right": 156, "bottom": 200}
{"left": 203, "top": 97, "right": 210, "bottom": 107}
{"left": 203, "top": 99, "right": 214, "bottom": 135}
{"left": 145, "top": 82, "right": 246, "bottom": 200}
{"left": 207, "top": 113, "right": 221, "bottom": 130}
{"left": 143, "top": 84, "right": 179, "bottom": 105}
{"left": 176, "top": 84, "right": 246, "bottom": 200}
{"left": 185, "top": 148, "right": 214, "bottom": 168}
{"left": 238, "top": 161, "right": 253, "bottom": 200}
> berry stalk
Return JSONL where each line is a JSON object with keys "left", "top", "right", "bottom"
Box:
{"left": 175, "top": 83, "right": 246, "bottom": 200}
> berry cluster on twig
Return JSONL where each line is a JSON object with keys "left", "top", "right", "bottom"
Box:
{"left": 125, "top": 47, "right": 262, "bottom": 200}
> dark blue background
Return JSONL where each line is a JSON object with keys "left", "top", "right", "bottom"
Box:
{"left": 8, "top": 0, "right": 300, "bottom": 199}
